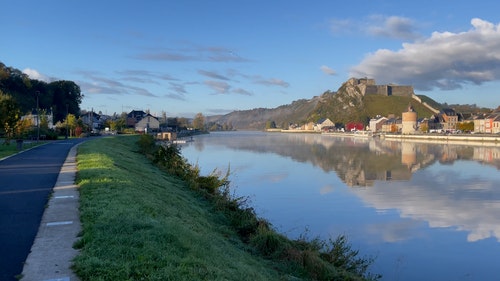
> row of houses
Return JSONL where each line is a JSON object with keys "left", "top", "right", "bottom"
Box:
{"left": 474, "top": 113, "right": 500, "bottom": 134}
{"left": 288, "top": 118, "right": 336, "bottom": 132}
{"left": 370, "top": 108, "right": 500, "bottom": 134}
{"left": 369, "top": 107, "right": 462, "bottom": 134}
{"left": 294, "top": 105, "right": 499, "bottom": 134}
{"left": 23, "top": 109, "right": 162, "bottom": 133}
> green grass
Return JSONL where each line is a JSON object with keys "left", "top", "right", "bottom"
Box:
{"left": 73, "top": 136, "right": 283, "bottom": 281}
{"left": 0, "top": 140, "right": 45, "bottom": 159}
{"left": 363, "top": 95, "right": 436, "bottom": 118}
{"left": 74, "top": 135, "right": 380, "bottom": 280}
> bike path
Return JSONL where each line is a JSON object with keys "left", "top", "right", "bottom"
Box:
{"left": 0, "top": 139, "right": 86, "bottom": 281}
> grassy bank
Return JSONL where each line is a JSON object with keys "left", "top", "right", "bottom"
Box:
{"left": 74, "top": 135, "right": 379, "bottom": 280}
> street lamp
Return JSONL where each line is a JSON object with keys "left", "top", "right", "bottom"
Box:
{"left": 35, "top": 91, "right": 40, "bottom": 142}
{"left": 66, "top": 103, "right": 69, "bottom": 139}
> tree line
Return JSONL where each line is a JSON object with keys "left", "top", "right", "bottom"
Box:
{"left": 0, "top": 62, "right": 83, "bottom": 141}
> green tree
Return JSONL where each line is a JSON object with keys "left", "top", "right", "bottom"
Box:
{"left": 265, "top": 120, "right": 276, "bottom": 129}
{"left": 0, "top": 91, "right": 21, "bottom": 142}
{"left": 48, "top": 81, "right": 83, "bottom": 123}
{"left": 61, "top": 113, "right": 78, "bottom": 137}
{"left": 115, "top": 117, "right": 126, "bottom": 132}
{"left": 192, "top": 113, "right": 205, "bottom": 131}
{"left": 0, "top": 62, "right": 83, "bottom": 122}
{"left": 419, "top": 123, "right": 428, "bottom": 133}
{"left": 458, "top": 121, "right": 474, "bottom": 132}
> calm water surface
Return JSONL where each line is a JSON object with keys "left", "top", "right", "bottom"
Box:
{"left": 181, "top": 131, "right": 500, "bottom": 281}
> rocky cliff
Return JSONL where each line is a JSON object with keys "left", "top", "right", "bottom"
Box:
{"left": 207, "top": 78, "right": 440, "bottom": 130}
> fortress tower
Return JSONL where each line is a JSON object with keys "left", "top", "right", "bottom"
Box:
{"left": 402, "top": 104, "right": 417, "bottom": 134}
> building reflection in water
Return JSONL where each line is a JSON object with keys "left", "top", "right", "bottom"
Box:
{"left": 190, "top": 132, "right": 500, "bottom": 241}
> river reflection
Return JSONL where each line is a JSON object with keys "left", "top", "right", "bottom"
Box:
{"left": 181, "top": 131, "right": 500, "bottom": 280}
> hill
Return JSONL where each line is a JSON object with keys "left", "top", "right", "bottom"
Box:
{"left": 206, "top": 97, "right": 321, "bottom": 130}
{"left": 208, "top": 78, "right": 443, "bottom": 130}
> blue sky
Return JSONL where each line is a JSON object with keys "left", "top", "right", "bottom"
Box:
{"left": 2, "top": 0, "right": 500, "bottom": 117}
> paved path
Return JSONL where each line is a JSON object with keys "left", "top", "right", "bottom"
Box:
{"left": 0, "top": 139, "right": 86, "bottom": 281}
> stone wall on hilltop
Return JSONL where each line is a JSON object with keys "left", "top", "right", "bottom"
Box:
{"left": 347, "top": 77, "right": 414, "bottom": 97}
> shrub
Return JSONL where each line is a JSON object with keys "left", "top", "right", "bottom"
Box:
{"left": 137, "top": 134, "right": 156, "bottom": 154}
{"left": 250, "top": 224, "right": 291, "bottom": 257}
{"left": 321, "top": 235, "right": 381, "bottom": 280}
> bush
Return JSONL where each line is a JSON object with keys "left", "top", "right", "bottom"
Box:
{"left": 250, "top": 224, "right": 291, "bottom": 257}
{"left": 136, "top": 134, "right": 156, "bottom": 154}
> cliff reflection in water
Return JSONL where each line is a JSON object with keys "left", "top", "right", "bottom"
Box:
{"left": 195, "top": 132, "right": 500, "bottom": 188}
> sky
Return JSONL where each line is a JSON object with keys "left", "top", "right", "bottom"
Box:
{"left": 1, "top": 0, "right": 500, "bottom": 118}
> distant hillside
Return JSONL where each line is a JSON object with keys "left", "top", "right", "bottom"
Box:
{"left": 206, "top": 97, "right": 321, "bottom": 129}
{"left": 208, "top": 78, "right": 444, "bottom": 130}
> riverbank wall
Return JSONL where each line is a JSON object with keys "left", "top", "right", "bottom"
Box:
{"left": 321, "top": 132, "right": 500, "bottom": 146}
{"left": 381, "top": 133, "right": 500, "bottom": 146}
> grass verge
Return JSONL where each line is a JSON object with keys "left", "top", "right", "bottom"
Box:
{"left": 74, "top": 135, "right": 380, "bottom": 280}
{"left": 0, "top": 140, "right": 45, "bottom": 159}
{"left": 73, "top": 135, "right": 282, "bottom": 280}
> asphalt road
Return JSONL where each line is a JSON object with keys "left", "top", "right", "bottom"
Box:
{"left": 0, "top": 139, "right": 87, "bottom": 281}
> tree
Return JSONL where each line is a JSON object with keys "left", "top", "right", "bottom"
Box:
{"left": 58, "top": 113, "right": 77, "bottom": 137}
{"left": 458, "top": 121, "right": 474, "bottom": 132}
{"left": 192, "top": 113, "right": 205, "bottom": 130}
{"left": 48, "top": 81, "right": 83, "bottom": 123}
{"left": 15, "top": 117, "right": 32, "bottom": 139}
{"left": 265, "top": 120, "right": 276, "bottom": 129}
{"left": 177, "top": 117, "right": 189, "bottom": 129}
{"left": 0, "top": 91, "right": 21, "bottom": 142}
{"left": 115, "top": 117, "right": 126, "bottom": 132}
{"left": 419, "top": 123, "right": 428, "bottom": 133}
{"left": 161, "top": 111, "right": 167, "bottom": 126}
{"left": 0, "top": 62, "right": 83, "bottom": 124}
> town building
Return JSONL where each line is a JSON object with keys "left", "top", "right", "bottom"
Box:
{"left": 369, "top": 116, "right": 388, "bottom": 132}
{"left": 21, "top": 109, "right": 55, "bottom": 129}
{"left": 135, "top": 114, "right": 160, "bottom": 133}
{"left": 124, "top": 110, "right": 161, "bottom": 133}
{"left": 314, "top": 118, "right": 334, "bottom": 132}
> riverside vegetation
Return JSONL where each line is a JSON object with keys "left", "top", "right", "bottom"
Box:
{"left": 73, "top": 135, "right": 380, "bottom": 280}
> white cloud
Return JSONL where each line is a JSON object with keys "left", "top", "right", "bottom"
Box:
{"left": 367, "top": 15, "right": 420, "bottom": 40}
{"left": 329, "top": 15, "right": 420, "bottom": 40}
{"left": 353, "top": 164, "right": 500, "bottom": 243}
{"left": 134, "top": 44, "right": 250, "bottom": 63}
{"left": 255, "top": 78, "right": 290, "bottom": 88}
{"left": 77, "top": 72, "right": 156, "bottom": 97}
{"left": 22, "top": 68, "right": 50, "bottom": 82}
{"left": 204, "top": 80, "right": 230, "bottom": 94}
{"left": 320, "top": 65, "right": 336, "bottom": 75}
{"left": 350, "top": 18, "right": 500, "bottom": 91}
{"left": 198, "top": 70, "right": 230, "bottom": 80}
{"left": 232, "top": 88, "right": 253, "bottom": 96}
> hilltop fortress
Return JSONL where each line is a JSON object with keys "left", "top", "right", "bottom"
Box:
{"left": 347, "top": 77, "right": 414, "bottom": 97}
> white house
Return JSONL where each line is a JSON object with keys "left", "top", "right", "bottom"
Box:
{"left": 369, "top": 117, "right": 387, "bottom": 132}
{"left": 314, "top": 118, "right": 334, "bottom": 132}
{"left": 21, "top": 110, "right": 55, "bottom": 129}
{"left": 135, "top": 114, "right": 160, "bottom": 133}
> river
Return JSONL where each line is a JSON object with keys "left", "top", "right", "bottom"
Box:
{"left": 180, "top": 131, "right": 500, "bottom": 281}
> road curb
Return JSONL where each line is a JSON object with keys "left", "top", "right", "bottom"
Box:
{"left": 21, "top": 143, "right": 81, "bottom": 281}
